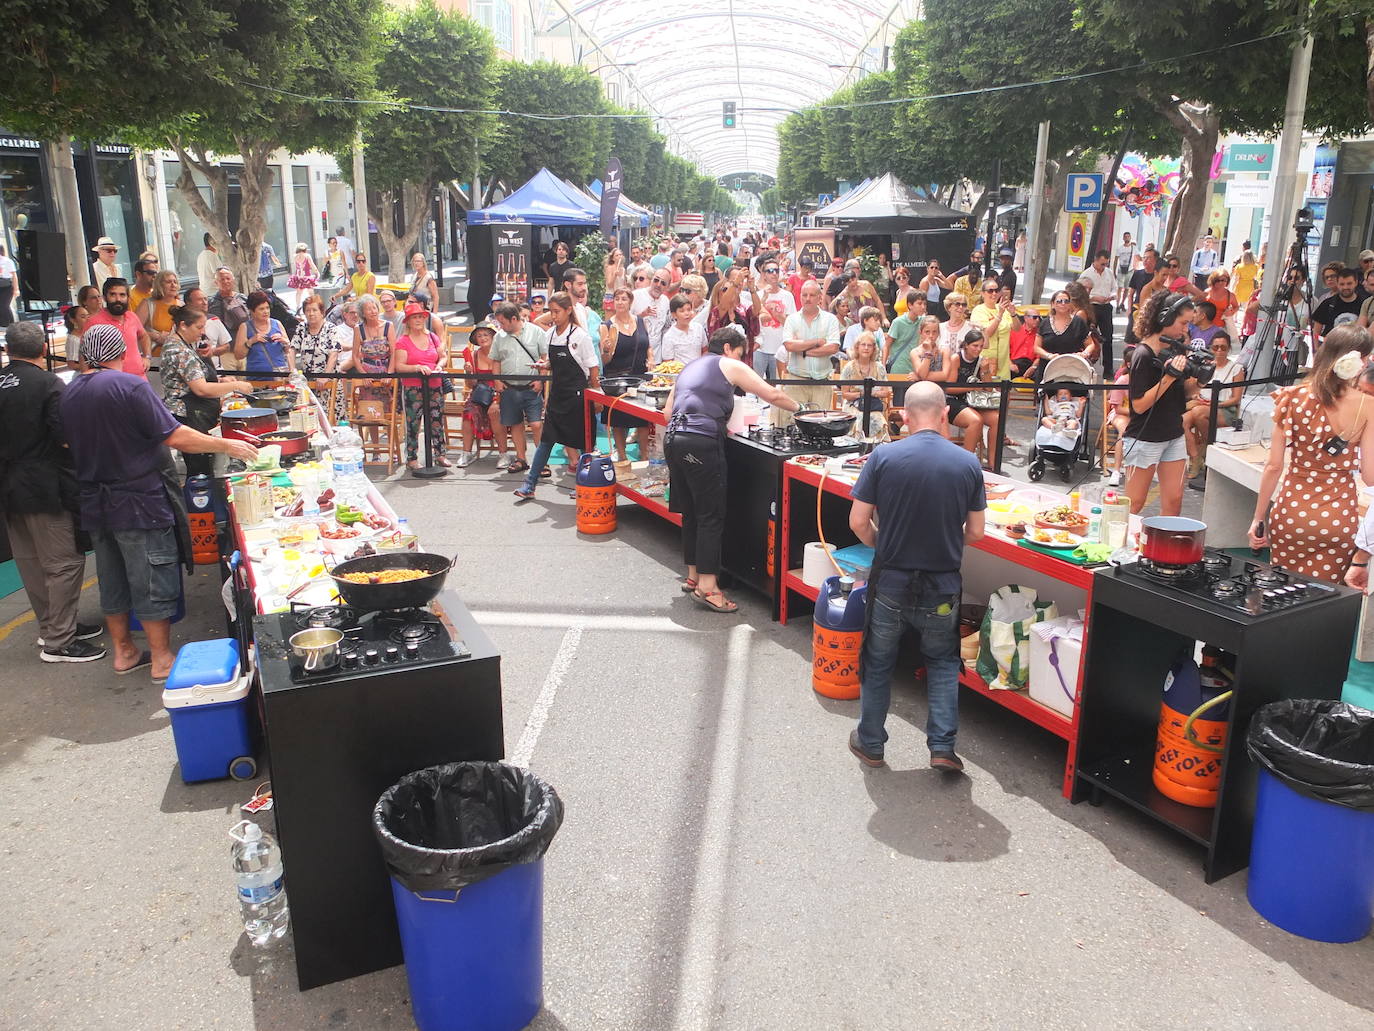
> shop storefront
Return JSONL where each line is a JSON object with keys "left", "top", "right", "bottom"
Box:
{"left": 0, "top": 133, "right": 55, "bottom": 257}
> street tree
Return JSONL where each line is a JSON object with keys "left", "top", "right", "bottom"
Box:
{"left": 352, "top": 1, "right": 497, "bottom": 277}
{"left": 481, "top": 62, "right": 612, "bottom": 192}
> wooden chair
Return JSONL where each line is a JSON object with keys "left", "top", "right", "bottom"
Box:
{"left": 441, "top": 345, "right": 501, "bottom": 459}
{"left": 347, "top": 378, "right": 402, "bottom": 474}
{"left": 1096, "top": 389, "right": 1124, "bottom": 472}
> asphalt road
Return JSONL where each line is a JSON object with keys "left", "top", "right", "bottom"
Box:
{"left": 2, "top": 440, "right": 1369, "bottom": 1031}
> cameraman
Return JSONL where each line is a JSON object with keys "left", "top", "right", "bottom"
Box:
{"left": 1122, "top": 292, "right": 1200, "bottom": 515}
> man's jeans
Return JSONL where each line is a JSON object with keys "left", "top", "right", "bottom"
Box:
{"left": 856, "top": 583, "right": 962, "bottom": 756}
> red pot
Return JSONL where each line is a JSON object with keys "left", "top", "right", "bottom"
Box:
{"left": 1140, "top": 516, "right": 1207, "bottom": 566}
{"left": 220, "top": 407, "right": 278, "bottom": 443}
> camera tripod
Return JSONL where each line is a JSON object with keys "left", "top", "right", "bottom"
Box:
{"left": 1242, "top": 216, "right": 1313, "bottom": 383}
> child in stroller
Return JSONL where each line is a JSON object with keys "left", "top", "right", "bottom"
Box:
{"left": 1028, "top": 351, "right": 1095, "bottom": 481}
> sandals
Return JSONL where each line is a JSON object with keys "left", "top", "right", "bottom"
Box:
{"left": 680, "top": 577, "right": 698, "bottom": 593}
{"left": 507, "top": 460, "right": 529, "bottom": 474}
{"left": 513, "top": 487, "right": 535, "bottom": 503}
{"left": 115, "top": 649, "right": 152, "bottom": 676}
{"left": 692, "top": 589, "right": 738, "bottom": 614}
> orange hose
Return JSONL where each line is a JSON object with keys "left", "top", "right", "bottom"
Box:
{"left": 815, "top": 467, "right": 846, "bottom": 577}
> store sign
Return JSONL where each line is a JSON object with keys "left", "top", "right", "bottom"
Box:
{"left": 0, "top": 136, "right": 40, "bottom": 150}
{"left": 1225, "top": 144, "right": 1274, "bottom": 171}
{"left": 493, "top": 223, "right": 530, "bottom": 301}
{"left": 794, "top": 227, "right": 834, "bottom": 269}
{"left": 1225, "top": 180, "right": 1270, "bottom": 208}
{"left": 96, "top": 144, "right": 132, "bottom": 156}
{"left": 599, "top": 156, "right": 622, "bottom": 238}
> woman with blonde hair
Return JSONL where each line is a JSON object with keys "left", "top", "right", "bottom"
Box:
{"left": 839, "top": 330, "right": 891, "bottom": 439}
{"left": 603, "top": 246, "right": 628, "bottom": 294}
{"left": 136, "top": 269, "right": 181, "bottom": 354}
{"left": 1231, "top": 249, "right": 1259, "bottom": 305}
{"left": 1249, "top": 325, "right": 1374, "bottom": 581}
{"left": 410, "top": 253, "right": 436, "bottom": 305}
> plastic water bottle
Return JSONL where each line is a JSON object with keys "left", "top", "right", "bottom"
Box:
{"left": 230, "top": 820, "right": 290, "bottom": 947}
{"left": 329, "top": 421, "right": 368, "bottom": 502}
{"left": 645, "top": 430, "right": 668, "bottom": 486}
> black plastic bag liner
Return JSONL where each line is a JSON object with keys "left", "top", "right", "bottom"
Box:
{"left": 374, "top": 761, "right": 564, "bottom": 892}
{"left": 1246, "top": 700, "right": 1374, "bottom": 811}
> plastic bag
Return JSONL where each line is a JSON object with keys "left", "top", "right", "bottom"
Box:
{"left": 975, "top": 585, "right": 1058, "bottom": 690}
{"left": 373, "top": 761, "right": 564, "bottom": 892}
{"left": 1246, "top": 700, "right": 1374, "bottom": 811}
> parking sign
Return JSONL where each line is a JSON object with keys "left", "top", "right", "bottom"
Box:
{"left": 1065, "top": 173, "right": 1105, "bottom": 213}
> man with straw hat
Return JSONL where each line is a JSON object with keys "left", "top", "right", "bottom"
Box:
{"left": 90, "top": 236, "right": 121, "bottom": 290}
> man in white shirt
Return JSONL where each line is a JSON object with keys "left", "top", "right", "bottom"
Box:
{"left": 777, "top": 280, "right": 841, "bottom": 426}
{"left": 334, "top": 227, "right": 356, "bottom": 270}
{"left": 0, "top": 246, "right": 16, "bottom": 326}
{"left": 183, "top": 287, "right": 235, "bottom": 367}
{"left": 1078, "top": 248, "right": 1119, "bottom": 376}
{"left": 195, "top": 234, "right": 220, "bottom": 292}
{"left": 631, "top": 268, "right": 673, "bottom": 355}
{"left": 1113, "top": 233, "right": 1137, "bottom": 312}
{"left": 753, "top": 259, "right": 796, "bottom": 380}
{"left": 1190, "top": 235, "right": 1218, "bottom": 290}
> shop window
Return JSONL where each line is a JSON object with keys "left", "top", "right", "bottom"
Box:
{"left": 0, "top": 153, "right": 51, "bottom": 256}
{"left": 96, "top": 158, "right": 144, "bottom": 259}
{"left": 473, "top": 0, "right": 513, "bottom": 52}
{"left": 292, "top": 165, "right": 313, "bottom": 258}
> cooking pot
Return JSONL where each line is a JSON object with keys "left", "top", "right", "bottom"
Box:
{"left": 289, "top": 627, "right": 343, "bottom": 672}
{"left": 1140, "top": 516, "right": 1206, "bottom": 566}
{"left": 249, "top": 389, "right": 299, "bottom": 415}
{"left": 327, "top": 551, "right": 455, "bottom": 611}
{"left": 253, "top": 429, "right": 311, "bottom": 457}
{"left": 794, "top": 409, "right": 857, "bottom": 441}
{"left": 599, "top": 375, "right": 648, "bottom": 397}
{"left": 221, "top": 407, "right": 279, "bottom": 443}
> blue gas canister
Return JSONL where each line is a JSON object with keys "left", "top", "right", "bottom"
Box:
{"left": 812, "top": 575, "right": 867, "bottom": 699}
{"left": 575, "top": 452, "right": 616, "bottom": 487}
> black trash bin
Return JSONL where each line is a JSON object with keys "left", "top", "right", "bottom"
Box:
{"left": 1246, "top": 699, "right": 1374, "bottom": 942}
{"left": 374, "top": 761, "right": 563, "bottom": 1031}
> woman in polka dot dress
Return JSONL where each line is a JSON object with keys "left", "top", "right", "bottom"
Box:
{"left": 1249, "top": 325, "right": 1374, "bottom": 582}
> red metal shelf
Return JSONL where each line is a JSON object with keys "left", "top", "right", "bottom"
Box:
{"left": 957, "top": 667, "right": 1074, "bottom": 740}
{"left": 616, "top": 480, "right": 681, "bottom": 526}
{"left": 783, "top": 569, "right": 818, "bottom": 603}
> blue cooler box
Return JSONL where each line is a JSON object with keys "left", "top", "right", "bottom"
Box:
{"left": 162, "top": 639, "right": 256, "bottom": 783}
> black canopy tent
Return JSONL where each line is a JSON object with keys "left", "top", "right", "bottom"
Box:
{"left": 810, "top": 173, "right": 975, "bottom": 275}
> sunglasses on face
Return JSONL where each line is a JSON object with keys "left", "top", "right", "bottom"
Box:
{"left": 1167, "top": 263, "right": 1180, "bottom": 269}
{"left": 947, "top": 302, "right": 967, "bottom": 309}
{"left": 763, "top": 268, "right": 779, "bottom": 274}
{"left": 982, "top": 287, "right": 997, "bottom": 293}
{"left": 1053, "top": 297, "right": 1071, "bottom": 304}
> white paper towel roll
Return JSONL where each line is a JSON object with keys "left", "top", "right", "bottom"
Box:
{"left": 802, "top": 542, "right": 838, "bottom": 588}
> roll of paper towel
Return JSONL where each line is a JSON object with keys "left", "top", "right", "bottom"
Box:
{"left": 802, "top": 542, "right": 838, "bottom": 588}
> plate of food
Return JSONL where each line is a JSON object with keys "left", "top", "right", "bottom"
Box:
{"left": 1033, "top": 505, "right": 1089, "bottom": 534}
{"left": 1026, "top": 528, "right": 1080, "bottom": 550}
{"left": 984, "top": 479, "right": 1016, "bottom": 501}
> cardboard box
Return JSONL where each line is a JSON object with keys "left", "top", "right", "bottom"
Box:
{"left": 1028, "top": 615, "right": 1084, "bottom": 718}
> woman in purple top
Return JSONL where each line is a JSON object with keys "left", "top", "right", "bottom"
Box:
{"left": 663, "top": 327, "right": 800, "bottom": 613}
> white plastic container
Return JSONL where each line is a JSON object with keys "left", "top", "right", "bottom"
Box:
{"left": 1028, "top": 615, "right": 1085, "bottom": 718}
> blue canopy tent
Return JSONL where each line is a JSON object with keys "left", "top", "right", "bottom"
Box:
{"left": 466, "top": 169, "right": 603, "bottom": 319}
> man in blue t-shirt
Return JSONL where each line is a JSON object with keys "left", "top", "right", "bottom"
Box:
{"left": 847, "top": 381, "right": 987, "bottom": 772}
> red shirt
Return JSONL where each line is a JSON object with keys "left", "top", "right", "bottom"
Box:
{"left": 787, "top": 273, "right": 815, "bottom": 307}
{"left": 1009, "top": 325, "right": 1038, "bottom": 363}
{"left": 87, "top": 309, "right": 146, "bottom": 378}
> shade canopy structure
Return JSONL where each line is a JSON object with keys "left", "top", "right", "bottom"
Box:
{"left": 467, "top": 168, "right": 601, "bottom": 226}
{"left": 541, "top": 0, "right": 919, "bottom": 177}
{"left": 812, "top": 173, "right": 972, "bottom": 233}
{"left": 588, "top": 178, "right": 652, "bottom": 229}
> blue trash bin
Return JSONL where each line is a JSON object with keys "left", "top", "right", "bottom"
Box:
{"left": 374, "top": 762, "right": 564, "bottom": 1031}
{"left": 391, "top": 861, "right": 544, "bottom": 1031}
{"left": 1246, "top": 699, "right": 1374, "bottom": 943}
{"left": 1248, "top": 768, "right": 1374, "bottom": 942}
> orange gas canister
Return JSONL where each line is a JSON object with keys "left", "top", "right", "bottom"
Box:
{"left": 575, "top": 453, "right": 617, "bottom": 535}
{"left": 812, "top": 575, "right": 867, "bottom": 699}
{"left": 1153, "top": 646, "right": 1234, "bottom": 808}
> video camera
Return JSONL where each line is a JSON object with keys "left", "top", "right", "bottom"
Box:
{"left": 1159, "top": 335, "right": 1215, "bottom": 384}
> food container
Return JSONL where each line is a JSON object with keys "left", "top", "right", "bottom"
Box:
{"left": 320, "top": 523, "right": 368, "bottom": 556}
{"left": 1139, "top": 516, "right": 1206, "bottom": 566}
{"left": 221, "top": 407, "right": 279, "bottom": 443}
{"left": 600, "top": 375, "right": 648, "bottom": 397}
{"left": 289, "top": 627, "right": 343, "bottom": 672}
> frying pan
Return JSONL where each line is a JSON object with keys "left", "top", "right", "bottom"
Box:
{"left": 249, "top": 388, "right": 300, "bottom": 415}
{"left": 252, "top": 429, "right": 311, "bottom": 457}
{"left": 327, "top": 551, "right": 455, "bottom": 611}
{"left": 794, "top": 409, "right": 857, "bottom": 440}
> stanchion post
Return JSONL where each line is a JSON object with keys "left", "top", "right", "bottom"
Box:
{"left": 411, "top": 374, "right": 448, "bottom": 479}
{"left": 993, "top": 380, "right": 1010, "bottom": 474}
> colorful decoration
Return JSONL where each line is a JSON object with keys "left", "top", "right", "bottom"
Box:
{"left": 1109, "top": 155, "right": 1182, "bottom": 216}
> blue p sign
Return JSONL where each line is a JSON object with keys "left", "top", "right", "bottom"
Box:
{"left": 1066, "top": 173, "right": 1105, "bottom": 212}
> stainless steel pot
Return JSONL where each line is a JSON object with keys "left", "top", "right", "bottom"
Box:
{"left": 289, "top": 627, "right": 344, "bottom": 672}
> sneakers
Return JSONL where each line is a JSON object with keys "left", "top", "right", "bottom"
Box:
{"left": 495, "top": 453, "right": 512, "bottom": 470}
{"left": 848, "top": 730, "right": 885, "bottom": 768}
{"left": 37, "top": 623, "right": 103, "bottom": 647}
{"left": 40, "top": 639, "right": 107, "bottom": 663}
{"left": 930, "top": 750, "right": 965, "bottom": 773}
{"left": 1106, "top": 469, "right": 1121, "bottom": 487}
{"left": 456, "top": 450, "right": 478, "bottom": 468}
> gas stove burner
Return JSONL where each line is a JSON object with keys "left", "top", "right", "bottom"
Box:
{"left": 1135, "top": 557, "right": 1203, "bottom": 582}
{"left": 1248, "top": 568, "right": 1287, "bottom": 589}
{"left": 293, "top": 603, "right": 360, "bottom": 631}
{"left": 1210, "top": 579, "right": 1245, "bottom": 600}
{"left": 389, "top": 621, "right": 438, "bottom": 646}
{"left": 1201, "top": 553, "right": 1233, "bottom": 578}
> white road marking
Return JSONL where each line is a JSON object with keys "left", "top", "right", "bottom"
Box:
{"left": 510, "top": 626, "right": 582, "bottom": 768}
{"left": 472, "top": 610, "right": 698, "bottom": 633}
{"left": 672, "top": 623, "right": 753, "bottom": 1031}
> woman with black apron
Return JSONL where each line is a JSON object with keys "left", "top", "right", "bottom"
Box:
{"left": 663, "top": 327, "right": 800, "bottom": 613}
{"left": 160, "top": 304, "right": 249, "bottom": 476}
{"left": 514, "top": 292, "right": 600, "bottom": 501}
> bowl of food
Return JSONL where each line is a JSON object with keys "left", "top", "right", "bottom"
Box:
{"left": 1034, "top": 505, "right": 1089, "bottom": 534}
{"left": 1006, "top": 522, "right": 1028, "bottom": 539}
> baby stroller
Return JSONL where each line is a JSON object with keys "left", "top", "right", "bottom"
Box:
{"left": 1028, "top": 353, "right": 1094, "bottom": 482}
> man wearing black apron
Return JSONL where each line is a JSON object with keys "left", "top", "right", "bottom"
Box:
{"left": 514, "top": 293, "right": 599, "bottom": 500}
{"left": 846, "top": 381, "right": 987, "bottom": 772}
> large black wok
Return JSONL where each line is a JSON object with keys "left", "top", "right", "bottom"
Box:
{"left": 794, "top": 409, "right": 857, "bottom": 441}
{"left": 328, "top": 552, "right": 454, "bottom": 611}
{"left": 249, "top": 388, "right": 299, "bottom": 415}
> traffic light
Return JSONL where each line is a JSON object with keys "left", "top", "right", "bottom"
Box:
{"left": 734, "top": 178, "right": 741, "bottom": 190}
{"left": 722, "top": 101, "right": 737, "bottom": 129}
